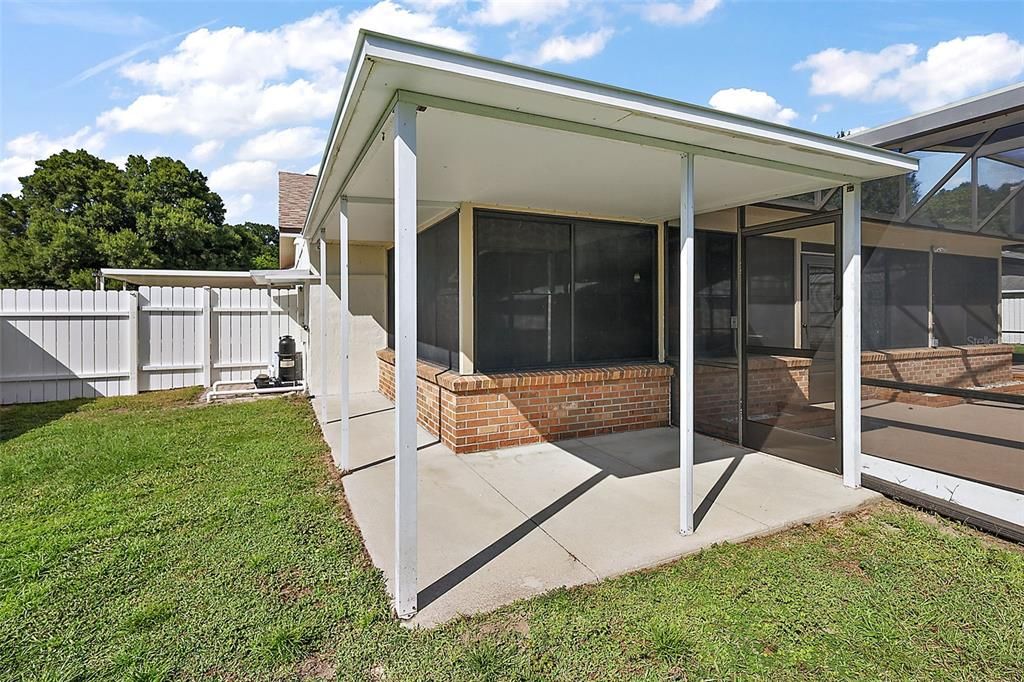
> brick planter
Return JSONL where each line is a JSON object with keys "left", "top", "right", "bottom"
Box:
{"left": 377, "top": 349, "right": 672, "bottom": 454}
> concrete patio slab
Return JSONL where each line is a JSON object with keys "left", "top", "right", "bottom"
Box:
{"left": 459, "top": 438, "right": 772, "bottom": 579}
{"left": 319, "top": 393, "right": 880, "bottom": 627}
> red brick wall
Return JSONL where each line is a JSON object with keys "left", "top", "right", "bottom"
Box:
{"left": 691, "top": 345, "right": 1015, "bottom": 424}
{"left": 377, "top": 349, "right": 672, "bottom": 454}
{"left": 861, "top": 345, "right": 1013, "bottom": 388}
{"left": 745, "top": 356, "right": 811, "bottom": 417}
{"left": 377, "top": 353, "right": 443, "bottom": 437}
{"left": 379, "top": 345, "right": 1013, "bottom": 452}
{"left": 860, "top": 344, "right": 1014, "bottom": 405}
{"left": 694, "top": 363, "right": 738, "bottom": 441}
{"left": 693, "top": 357, "right": 812, "bottom": 440}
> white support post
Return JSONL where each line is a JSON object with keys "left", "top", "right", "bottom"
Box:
{"left": 657, "top": 222, "right": 666, "bottom": 363}
{"left": 841, "top": 183, "right": 862, "bottom": 488}
{"left": 265, "top": 284, "right": 274, "bottom": 375}
{"left": 319, "top": 230, "right": 328, "bottom": 419}
{"left": 127, "top": 291, "right": 139, "bottom": 395}
{"left": 338, "top": 199, "right": 351, "bottom": 472}
{"left": 201, "top": 287, "right": 212, "bottom": 387}
{"left": 679, "top": 153, "right": 695, "bottom": 535}
{"left": 393, "top": 101, "right": 419, "bottom": 619}
{"left": 458, "top": 203, "right": 475, "bottom": 375}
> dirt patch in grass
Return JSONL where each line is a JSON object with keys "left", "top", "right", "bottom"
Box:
{"left": 269, "top": 568, "right": 315, "bottom": 604}
{"left": 833, "top": 559, "right": 872, "bottom": 582}
{"left": 296, "top": 652, "right": 336, "bottom": 680}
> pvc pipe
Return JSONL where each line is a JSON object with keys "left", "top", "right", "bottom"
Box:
{"left": 205, "top": 381, "right": 306, "bottom": 403}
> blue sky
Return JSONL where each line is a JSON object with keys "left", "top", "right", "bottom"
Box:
{"left": 2, "top": 0, "right": 1022, "bottom": 225}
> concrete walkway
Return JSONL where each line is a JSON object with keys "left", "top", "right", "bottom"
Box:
{"left": 317, "top": 392, "right": 880, "bottom": 627}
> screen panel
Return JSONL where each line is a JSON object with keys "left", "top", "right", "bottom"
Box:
{"left": 861, "top": 246, "right": 929, "bottom": 350}
{"left": 745, "top": 235, "right": 795, "bottom": 349}
{"left": 573, "top": 221, "right": 655, "bottom": 362}
{"left": 475, "top": 214, "right": 572, "bottom": 371}
{"left": 933, "top": 253, "right": 999, "bottom": 346}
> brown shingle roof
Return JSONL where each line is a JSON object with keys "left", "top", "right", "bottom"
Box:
{"left": 278, "top": 171, "right": 317, "bottom": 233}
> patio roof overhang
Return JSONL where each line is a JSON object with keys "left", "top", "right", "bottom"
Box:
{"left": 99, "top": 267, "right": 317, "bottom": 288}
{"left": 98, "top": 268, "right": 255, "bottom": 288}
{"left": 307, "top": 30, "right": 919, "bottom": 621}
{"left": 302, "top": 30, "right": 917, "bottom": 242}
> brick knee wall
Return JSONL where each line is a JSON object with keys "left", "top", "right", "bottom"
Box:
{"left": 377, "top": 354, "right": 442, "bottom": 437}
{"left": 860, "top": 344, "right": 1015, "bottom": 406}
{"left": 861, "top": 344, "right": 1013, "bottom": 388}
{"left": 694, "top": 364, "right": 738, "bottom": 441}
{"left": 689, "top": 346, "right": 1015, "bottom": 423}
{"left": 378, "top": 345, "right": 1015, "bottom": 452}
{"left": 377, "top": 349, "right": 672, "bottom": 454}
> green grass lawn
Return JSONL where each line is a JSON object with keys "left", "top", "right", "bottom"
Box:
{"left": 2, "top": 391, "right": 1022, "bottom": 681}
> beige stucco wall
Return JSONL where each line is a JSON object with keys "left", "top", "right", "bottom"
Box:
{"left": 308, "top": 240, "right": 388, "bottom": 397}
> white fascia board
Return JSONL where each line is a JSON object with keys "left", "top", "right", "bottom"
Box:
{"left": 302, "top": 40, "right": 375, "bottom": 240}
{"left": 100, "top": 268, "right": 251, "bottom": 278}
{"left": 99, "top": 268, "right": 254, "bottom": 286}
{"left": 359, "top": 31, "right": 916, "bottom": 172}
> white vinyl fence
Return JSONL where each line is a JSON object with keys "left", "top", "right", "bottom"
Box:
{"left": 1004, "top": 292, "right": 1024, "bottom": 345}
{"left": 1, "top": 286, "right": 305, "bottom": 405}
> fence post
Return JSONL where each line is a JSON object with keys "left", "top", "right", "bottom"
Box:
{"left": 202, "top": 286, "right": 213, "bottom": 387}
{"left": 127, "top": 291, "right": 139, "bottom": 395}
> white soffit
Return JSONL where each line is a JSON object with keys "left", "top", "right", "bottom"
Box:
{"left": 305, "top": 31, "right": 917, "bottom": 238}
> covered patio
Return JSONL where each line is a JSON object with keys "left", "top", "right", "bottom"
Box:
{"left": 317, "top": 393, "right": 879, "bottom": 626}
{"left": 303, "top": 31, "right": 916, "bottom": 619}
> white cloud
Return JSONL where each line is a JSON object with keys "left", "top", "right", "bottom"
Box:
{"left": 191, "top": 139, "right": 224, "bottom": 161}
{"left": 237, "top": 127, "right": 324, "bottom": 161}
{"left": 642, "top": 0, "right": 721, "bottom": 26}
{"left": 208, "top": 160, "right": 277, "bottom": 194}
{"left": 796, "top": 33, "right": 1024, "bottom": 112}
{"left": 405, "top": 0, "right": 464, "bottom": 9}
{"left": 98, "top": 3, "right": 474, "bottom": 138}
{"left": 223, "top": 193, "right": 256, "bottom": 222}
{"left": 708, "top": 88, "right": 798, "bottom": 125}
{"left": 795, "top": 43, "right": 918, "bottom": 99}
{"left": 532, "top": 29, "right": 613, "bottom": 65}
{"left": 5, "top": 126, "right": 107, "bottom": 158}
{"left": 471, "top": 0, "right": 572, "bottom": 26}
{"left": 98, "top": 75, "right": 343, "bottom": 137}
{"left": 1, "top": 127, "right": 109, "bottom": 193}
{"left": 0, "top": 157, "right": 36, "bottom": 194}
{"left": 66, "top": 20, "right": 217, "bottom": 86}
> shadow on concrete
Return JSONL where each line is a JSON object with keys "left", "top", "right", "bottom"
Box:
{"left": 418, "top": 434, "right": 748, "bottom": 610}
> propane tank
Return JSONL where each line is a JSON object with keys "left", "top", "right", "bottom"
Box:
{"left": 277, "top": 335, "right": 297, "bottom": 385}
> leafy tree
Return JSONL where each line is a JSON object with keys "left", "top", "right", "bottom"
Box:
{"left": 0, "top": 150, "right": 278, "bottom": 288}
